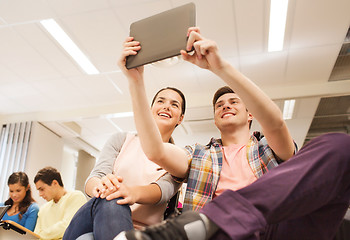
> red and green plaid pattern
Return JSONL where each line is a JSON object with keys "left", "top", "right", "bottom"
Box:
{"left": 182, "top": 131, "right": 286, "bottom": 211}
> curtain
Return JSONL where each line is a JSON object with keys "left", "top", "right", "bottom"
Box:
{"left": 0, "top": 122, "right": 32, "bottom": 202}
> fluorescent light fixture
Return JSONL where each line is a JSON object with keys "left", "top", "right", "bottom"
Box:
{"left": 40, "top": 19, "right": 99, "bottom": 75}
{"left": 268, "top": 0, "right": 289, "bottom": 52}
{"left": 105, "top": 112, "right": 134, "bottom": 119}
{"left": 283, "top": 99, "right": 295, "bottom": 120}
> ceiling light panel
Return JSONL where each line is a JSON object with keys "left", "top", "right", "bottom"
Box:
{"left": 40, "top": 19, "right": 99, "bottom": 75}
{"left": 268, "top": 0, "right": 289, "bottom": 52}
{"left": 283, "top": 99, "right": 295, "bottom": 120}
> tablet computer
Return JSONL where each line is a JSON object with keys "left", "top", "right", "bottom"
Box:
{"left": 0, "top": 205, "right": 10, "bottom": 220}
{"left": 126, "top": 3, "right": 196, "bottom": 69}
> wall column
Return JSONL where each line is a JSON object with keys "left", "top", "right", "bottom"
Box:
{"left": 75, "top": 150, "right": 95, "bottom": 193}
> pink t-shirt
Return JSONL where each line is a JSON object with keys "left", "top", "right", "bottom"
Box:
{"left": 214, "top": 144, "right": 257, "bottom": 197}
{"left": 113, "top": 134, "right": 167, "bottom": 229}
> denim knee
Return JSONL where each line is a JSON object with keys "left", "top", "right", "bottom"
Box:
{"left": 92, "top": 197, "right": 131, "bottom": 217}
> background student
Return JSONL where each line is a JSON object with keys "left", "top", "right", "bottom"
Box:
{"left": 33, "top": 167, "right": 86, "bottom": 240}
{"left": 0, "top": 172, "right": 39, "bottom": 231}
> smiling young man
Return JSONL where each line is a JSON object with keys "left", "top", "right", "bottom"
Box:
{"left": 115, "top": 27, "right": 350, "bottom": 240}
{"left": 33, "top": 167, "right": 86, "bottom": 240}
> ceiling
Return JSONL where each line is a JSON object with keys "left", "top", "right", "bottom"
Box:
{"left": 0, "top": 0, "right": 349, "bottom": 157}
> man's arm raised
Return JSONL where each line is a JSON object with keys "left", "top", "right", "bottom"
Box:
{"left": 181, "top": 28, "right": 295, "bottom": 161}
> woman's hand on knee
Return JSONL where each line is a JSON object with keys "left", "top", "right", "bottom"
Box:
{"left": 106, "top": 183, "right": 137, "bottom": 205}
{"left": 99, "top": 174, "right": 123, "bottom": 198}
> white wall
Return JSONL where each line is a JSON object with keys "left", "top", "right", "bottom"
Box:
{"left": 61, "top": 147, "right": 78, "bottom": 191}
{"left": 24, "top": 122, "right": 76, "bottom": 206}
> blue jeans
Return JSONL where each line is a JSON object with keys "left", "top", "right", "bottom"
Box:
{"left": 63, "top": 197, "right": 133, "bottom": 240}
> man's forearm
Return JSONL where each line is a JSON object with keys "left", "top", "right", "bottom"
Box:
{"left": 213, "top": 61, "right": 284, "bottom": 129}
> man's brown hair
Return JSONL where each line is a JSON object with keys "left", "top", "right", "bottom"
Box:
{"left": 34, "top": 167, "right": 64, "bottom": 187}
{"left": 212, "top": 86, "right": 235, "bottom": 108}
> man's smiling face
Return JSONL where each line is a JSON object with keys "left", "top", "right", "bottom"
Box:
{"left": 214, "top": 92, "right": 252, "bottom": 131}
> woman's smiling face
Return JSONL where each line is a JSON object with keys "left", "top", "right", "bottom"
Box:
{"left": 151, "top": 89, "right": 184, "bottom": 131}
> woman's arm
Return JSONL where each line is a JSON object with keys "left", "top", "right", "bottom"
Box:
{"left": 85, "top": 132, "right": 126, "bottom": 197}
{"left": 23, "top": 203, "right": 39, "bottom": 231}
{"left": 117, "top": 38, "right": 189, "bottom": 177}
{"left": 85, "top": 177, "right": 104, "bottom": 198}
{"left": 106, "top": 183, "right": 162, "bottom": 205}
{"left": 106, "top": 173, "right": 182, "bottom": 205}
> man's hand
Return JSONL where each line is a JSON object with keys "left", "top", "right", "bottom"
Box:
{"left": 181, "top": 27, "right": 227, "bottom": 73}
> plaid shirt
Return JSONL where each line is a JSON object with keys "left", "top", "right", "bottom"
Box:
{"left": 183, "top": 131, "right": 284, "bottom": 211}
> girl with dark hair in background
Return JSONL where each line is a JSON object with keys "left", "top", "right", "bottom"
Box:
{"left": 0, "top": 172, "right": 39, "bottom": 231}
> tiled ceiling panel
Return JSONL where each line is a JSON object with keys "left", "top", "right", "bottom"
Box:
{"left": 14, "top": 23, "right": 82, "bottom": 77}
{"left": 0, "top": 0, "right": 54, "bottom": 23}
{"left": 290, "top": 0, "right": 350, "bottom": 48}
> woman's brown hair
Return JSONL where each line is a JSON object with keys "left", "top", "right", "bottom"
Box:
{"left": 5, "top": 172, "right": 35, "bottom": 220}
